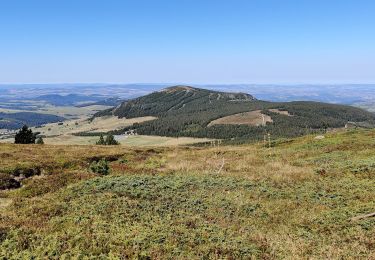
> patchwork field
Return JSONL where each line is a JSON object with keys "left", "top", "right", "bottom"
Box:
{"left": 0, "top": 129, "right": 374, "bottom": 258}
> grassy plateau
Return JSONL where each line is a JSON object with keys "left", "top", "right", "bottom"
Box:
{"left": 0, "top": 129, "right": 374, "bottom": 259}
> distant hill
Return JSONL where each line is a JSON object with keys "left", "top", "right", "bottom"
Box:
{"left": 0, "top": 112, "right": 64, "bottom": 130}
{"left": 96, "top": 86, "right": 375, "bottom": 142}
{"left": 75, "top": 97, "right": 125, "bottom": 108}
{"left": 97, "top": 85, "right": 255, "bottom": 117}
{"left": 34, "top": 94, "right": 106, "bottom": 106}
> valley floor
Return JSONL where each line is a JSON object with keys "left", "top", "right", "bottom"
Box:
{"left": 0, "top": 114, "right": 213, "bottom": 146}
{"left": 0, "top": 129, "right": 374, "bottom": 258}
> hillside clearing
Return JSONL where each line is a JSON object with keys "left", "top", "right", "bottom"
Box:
{"left": 269, "top": 108, "right": 292, "bottom": 116}
{"left": 208, "top": 110, "right": 273, "bottom": 126}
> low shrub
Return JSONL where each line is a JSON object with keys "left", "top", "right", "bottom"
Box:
{"left": 96, "top": 134, "right": 119, "bottom": 145}
{"left": 90, "top": 159, "right": 110, "bottom": 175}
{"left": 0, "top": 173, "right": 21, "bottom": 190}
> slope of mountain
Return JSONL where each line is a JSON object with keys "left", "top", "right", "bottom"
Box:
{"left": 98, "top": 85, "right": 256, "bottom": 118}
{"left": 96, "top": 86, "right": 375, "bottom": 142}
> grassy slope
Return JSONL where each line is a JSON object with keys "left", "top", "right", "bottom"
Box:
{"left": 0, "top": 130, "right": 374, "bottom": 258}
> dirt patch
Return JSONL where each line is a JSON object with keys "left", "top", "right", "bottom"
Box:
{"left": 0, "top": 198, "right": 12, "bottom": 209}
{"left": 0, "top": 153, "right": 12, "bottom": 159}
{"left": 87, "top": 154, "right": 124, "bottom": 163}
{"left": 208, "top": 110, "right": 272, "bottom": 127}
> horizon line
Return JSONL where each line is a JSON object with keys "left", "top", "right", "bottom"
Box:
{"left": 1, "top": 82, "right": 375, "bottom": 86}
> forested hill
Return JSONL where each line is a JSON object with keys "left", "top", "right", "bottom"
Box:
{"left": 0, "top": 112, "right": 64, "bottom": 130}
{"left": 96, "top": 85, "right": 256, "bottom": 118}
{"left": 95, "top": 86, "right": 375, "bottom": 142}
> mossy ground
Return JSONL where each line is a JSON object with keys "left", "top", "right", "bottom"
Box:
{"left": 0, "top": 129, "right": 374, "bottom": 259}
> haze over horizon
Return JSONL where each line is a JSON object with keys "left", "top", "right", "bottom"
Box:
{"left": 1, "top": 0, "right": 374, "bottom": 84}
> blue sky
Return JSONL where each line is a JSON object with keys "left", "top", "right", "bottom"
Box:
{"left": 0, "top": 0, "right": 374, "bottom": 84}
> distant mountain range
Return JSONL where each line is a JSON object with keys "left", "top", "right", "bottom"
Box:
{"left": 96, "top": 86, "right": 375, "bottom": 143}
{"left": 2, "top": 84, "right": 375, "bottom": 109}
{"left": 202, "top": 84, "right": 375, "bottom": 104}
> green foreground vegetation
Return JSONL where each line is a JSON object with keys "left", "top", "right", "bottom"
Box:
{"left": 0, "top": 129, "right": 374, "bottom": 258}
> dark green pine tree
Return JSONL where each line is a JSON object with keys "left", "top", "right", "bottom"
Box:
{"left": 36, "top": 137, "right": 44, "bottom": 145}
{"left": 105, "top": 134, "right": 119, "bottom": 145}
{"left": 14, "top": 125, "right": 36, "bottom": 144}
{"left": 96, "top": 134, "right": 105, "bottom": 145}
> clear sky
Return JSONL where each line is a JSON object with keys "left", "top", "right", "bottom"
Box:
{"left": 0, "top": 0, "right": 374, "bottom": 84}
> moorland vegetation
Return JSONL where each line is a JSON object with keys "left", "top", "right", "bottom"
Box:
{"left": 0, "top": 129, "right": 374, "bottom": 258}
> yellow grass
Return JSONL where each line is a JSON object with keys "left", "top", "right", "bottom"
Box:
{"left": 117, "top": 135, "right": 213, "bottom": 146}
{"left": 42, "top": 134, "right": 212, "bottom": 146}
{"left": 42, "top": 135, "right": 99, "bottom": 145}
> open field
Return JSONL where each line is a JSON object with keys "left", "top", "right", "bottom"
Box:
{"left": 115, "top": 135, "right": 213, "bottom": 146}
{"left": 40, "top": 134, "right": 213, "bottom": 146}
{"left": 0, "top": 133, "right": 213, "bottom": 147}
{"left": 37, "top": 104, "right": 112, "bottom": 118}
{"left": 208, "top": 110, "right": 272, "bottom": 126}
{"left": 23, "top": 114, "right": 211, "bottom": 146}
{"left": 33, "top": 115, "right": 157, "bottom": 137}
{"left": 0, "top": 129, "right": 374, "bottom": 258}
